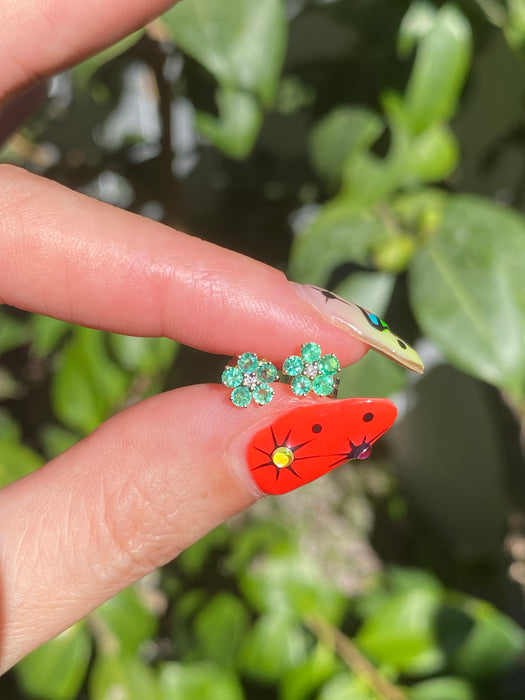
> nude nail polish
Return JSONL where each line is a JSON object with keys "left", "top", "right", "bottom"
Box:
{"left": 291, "top": 283, "right": 423, "bottom": 374}
{"left": 247, "top": 398, "right": 397, "bottom": 495}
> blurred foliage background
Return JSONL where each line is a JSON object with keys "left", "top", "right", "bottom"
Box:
{"left": 2, "top": 0, "right": 525, "bottom": 697}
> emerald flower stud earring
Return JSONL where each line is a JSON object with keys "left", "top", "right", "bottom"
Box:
{"left": 222, "top": 353, "right": 279, "bottom": 407}
{"left": 282, "top": 342, "right": 340, "bottom": 398}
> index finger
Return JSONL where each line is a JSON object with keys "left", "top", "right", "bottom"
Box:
{"left": 0, "top": 0, "right": 177, "bottom": 102}
{"left": 0, "top": 165, "right": 423, "bottom": 372}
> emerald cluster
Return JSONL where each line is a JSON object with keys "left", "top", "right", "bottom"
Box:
{"left": 282, "top": 342, "right": 340, "bottom": 397}
{"left": 222, "top": 353, "right": 278, "bottom": 407}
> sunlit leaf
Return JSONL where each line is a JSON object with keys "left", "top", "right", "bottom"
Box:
{"left": 238, "top": 613, "right": 308, "bottom": 681}
{"left": 92, "top": 585, "right": 158, "bottom": 656}
{"left": 15, "top": 623, "right": 91, "bottom": 700}
{"left": 409, "top": 677, "right": 475, "bottom": 700}
{"left": 31, "top": 315, "right": 71, "bottom": 357}
{"left": 309, "top": 107, "right": 384, "bottom": 190}
{"left": 403, "top": 4, "right": 472, "bottom": 132}
{"left": 450, "top": 597, "right": 525, "bottom": 677}
{"left": 317, "top": 672, "right": 378, "bottom": 700}
{"left": 162, "top": 0, "right": 286, "bottom": 106}
{"left": 39, "top": 424, "right": 79, "bottom": 459}
{"left": 109, "top": 333, "right": 177, "bottom": 374}
{"left": 196, "top": 88, "right": 263, "bottom": 158}
{"left": 90, "top": 655, "right": 160, "bottom": 700}
{"left": 194, "top": 592, "right": 250, "bottom": 668}
{"left": 0, "top": 308, "right": 30, "bottom": 354}
{"left": 241, "top": 552, "right": 347, "bottom": 623}
{"left": 159, "top": 661, "right": 244, "bottom": 700}
{"left": 281, "top": 642, "right": 339, "bottom": 700}
{"left": 356, "top": 586, "right": 445, "bottom": 675}
{"left": 410, "top": 195, "right": 525, "bottom": 401}
{"left": 398, "top": 1, "right": 438, "bottom": 57}
{"left": 289, "top": 203, "right": 389, "bottom": 286}
{"left": 0, "top": 436, "right": 44, "bottom": 487}
{"left": 405, "top": 123, "right": 459, "bottom": 183}
{"left": 51, "top": 327, "right": 129, "bottom": 434}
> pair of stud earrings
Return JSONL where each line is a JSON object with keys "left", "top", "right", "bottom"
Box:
{"left": 221, "top": 342, "right": 341, "bottom": 408}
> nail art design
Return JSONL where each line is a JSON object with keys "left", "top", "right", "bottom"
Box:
{"left": 248, "top": 398, "right": 397, "bottom": 495}
{"left": 291, "top": 283, "right": 424, "bottom": 374}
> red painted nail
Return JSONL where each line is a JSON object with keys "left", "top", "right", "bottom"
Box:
{"left": 247, "top": 398, "right": 397, "bottom": 495}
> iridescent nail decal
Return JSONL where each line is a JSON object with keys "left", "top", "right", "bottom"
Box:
{"left": 290, "top": 283, "right": 424, "bottom": 374}
{"left": 247, "top": 398, "right": 397, "bottom": 495}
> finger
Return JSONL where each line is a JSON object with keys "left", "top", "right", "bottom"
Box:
{"left": 0, "top": 384, "right": 396, "bottom": 671}
{"left": 0, "top": 165, "right": 423, "bottom": 372}
{"left": 0, "top": 0, "right": 177, "bottom": 102}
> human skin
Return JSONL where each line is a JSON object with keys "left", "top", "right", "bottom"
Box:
{"left": 0, "top": 0, "right": 419, "bottom": 673}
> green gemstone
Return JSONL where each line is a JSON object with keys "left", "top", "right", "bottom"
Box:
{"left": 291, "top": 375, "right": 312, "bottom": 396}
{"left": 257, "top": 362, "right": 278, "bottom": 383}
{"left": 301, "top": 342, "right": 322, "bottom": 363}
{"left": 319, "top": 354, "right": 340, "bottom": 375}
{"left": 253, "top": 383, "right": 274, "bottom": 405}
{"left": 230, "top": 386, "right": 252, "bottom": 407}
{"left": 313, "top": 375, "right": 334, "bottom": 396}
{"left": 283, "top": 355, "right": 304, "bottom": 376}
{"left": 238, "top": 352, "right": 258, "bottom": 373}
{"left": 222, "top": 366, "right": 243, "bottom": 388}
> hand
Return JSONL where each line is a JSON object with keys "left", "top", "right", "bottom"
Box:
{"left": 0, "top": 0, "right": 420, "bottom": 673}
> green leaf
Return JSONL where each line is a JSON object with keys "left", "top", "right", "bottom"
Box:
{"left": 356, "top": 586, "right": 445, "bottom": 675}
{"left": 317, "top": 672, "right": 378, "bottom": 700}
{"left": 241, "top": 552, "right": 347, "bottom": 623}
{"left": 0, "top": 435, "right": 44, "bottom": 487}
{"left": 0, "top": 308, "right": 30, "bottom": 354}
{"left": 398, "top": 1, "right": 438, "bottom": 58}
{"left": 73, "top": 30, "right": 144, "bottom": 92}
{"left": 15, "top": 623, "right": 91, "bottom": 700}
{"left": 410, "top": 195, "right": 525, "bottom": 400}
{"left": 339, "top": 349, "right": 407, "bottom": 399}
{"left": 162, "top": 0, "right": 287, "bottom": 106}
{"left": 194, "top": 592, "right": 250, "bottom": 668}
{"left": 408, "top": 677, "right": 475, "bottom": 700}
{"left": 92, "top": 585, "right": 158, "bottom": 655}
{"left": 403, "top": 4, "right": 472, "bottom": 133}
{"left": 505, "top": 0, "right": 525, "bottom": 53}
{"left": 0, "top": 366, "right": 21, "bottom": 399}
{"left": 51, "top": 327, "right": 129, "bottom": 434}
{"left": 288, "top": 203, "right": 389, "bottom": 286}
{"left": 39, "top": 424, "right": 79, "bottom": 459}
{"left": 90, "top": 655, "right": 161, "bottom": 700}
{"left": 405, "top": 123, "right": 459, "bottom": 184}
{"left": 31, "top": 315, "right": 71, "bottom": 357}
{"left": 340, "top": 118, "right": 412, "bottom": 207}
{"left": 309, "top": 107, "right": 384, "bottom": 190}
{"left": 159, "top": 661, "right": 244, "bottom": 700}
{"left": 334, "top": 272, "right": 396, "bottom": 314}
{"left": 238, "top": 613, "right": 308, "bottom": 681}
{"left": 450, "top": 597, "right": 525, "bottom": 678}
{"left": 226, "top": 519, "right": 295, "bottom": 574}
{"left": 196, "top": 88, "right": 263, "bottom": 158}
{"left": 281, "top": 642, "right": 339, "bottom": 700}
{"left": 109, "top": 333, "right": 177, "bottom": 374}
{"left": 178, "top": 524, "right": 230, "bottom": 576}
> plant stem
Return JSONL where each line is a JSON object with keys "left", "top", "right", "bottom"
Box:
{"left": 306, "top": 614, "right": 408, "bottom": 700}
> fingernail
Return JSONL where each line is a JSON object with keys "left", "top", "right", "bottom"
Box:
{"left": 247, "top": 398, "right": 397, "bottom": 495}
{"left": 290, "top": 283, "right": 424, "bottom": 374}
